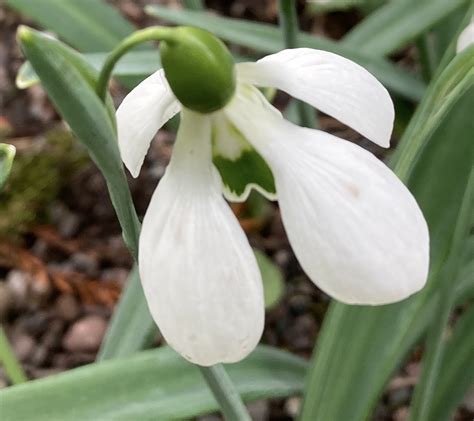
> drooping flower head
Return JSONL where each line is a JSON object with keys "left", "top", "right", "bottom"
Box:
{"left": 117, "top": 27, "right": 429, "bottom": 366}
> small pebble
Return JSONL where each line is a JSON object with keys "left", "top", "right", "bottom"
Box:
{"left": 41, "top": 319, "right": 65, "bottom": 350}
{"left": 0, "top": 282, "right": 12, "bottom": 321}
{"left": 6, "top": 270, "right": 29, "bottom": 310}
{"left": 388, "top": 386, "right": 412, "bottom": 407}
{"left": 288, "top": 294, "right": 311, "bottom": 315}
{"left": 62, "top": 315, "right": 107, "bottom": 353}
{"left": 29, "top": 279, "right": 52, "bottom": 310}
{"left": 30, "top": 344, "right": 49, "bottom": 366}
{"left": 54, "top": 294, "right": 80, "bottom": 322}
{"left": 285, "top": 397, "right": 301, "bottom": 417}
{"left": 393, "top": 406, "right": 410, "bottom": 421}
{"left": 70, "top": 253, "right": 98, "bottom": 276}
{"left": 56, "top": 352, "right": 96, "bottom": 368}
{"left": 22, "top": 312, "right": 49, "bottom": 337}
{"left": 282, "top": 314, "right": 316, "bottom": 351}
{"left": 13, "top": 333, "right": 35, "bottom": 362}
{"left": 50, "top": 203, "right": 81, "bottom": 238}
{"left": 101, "top": 268, "right": 129, "bottom": 286}
{"left": 274, "top": 249, "right": 290, "bottom": 268}
{"left": 248, "top": 400, "right": 269, "bottom": 420}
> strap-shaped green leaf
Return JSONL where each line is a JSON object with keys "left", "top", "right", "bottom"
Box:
{"left": 299, "top": 49, "right": 474, "bottom": 420}
{"left": 6, "top": 0, "right": 135, "bottom": 52}
{"left": 428, "top": 305, "right": 474, "bottom": 421}
{"left": 255, "top": 250, "right": 285, "bottom": 309}
{"left": 0, "top": 346, "right": 306, "bottom": 421}
{"left": 18, "top": 27, "right": 140, "bottom": 257}
{"left": 343, "top": 0, "right": 469, "bottom": 55}
{"left": 307, "top": 0, "right": 385, "bottom": 13}
{"left": 0, "top": 144, "right": 15, "bottom": 191}
{"left": 409, "top": 167, "right": 474, "bottom": 421}
{"left": 455, "top": 236, "right": 474, "bottom": 300}
{"left": 145, "top": 5, "right": 426, "bottom": 102}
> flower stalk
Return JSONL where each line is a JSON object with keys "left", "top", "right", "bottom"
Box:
{"left": 199, "top": 365, "right": 251, "bottom": 421}
{"left": 96, "top": 27, "right": 174, "bottom": 102}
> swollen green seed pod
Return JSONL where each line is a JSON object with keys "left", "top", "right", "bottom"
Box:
{"left": 160, "top": 27, "right": 236, "bottom": 114}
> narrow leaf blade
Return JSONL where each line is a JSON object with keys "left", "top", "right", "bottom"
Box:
{"left": 18, "top": 26, "right": 140, "bottom": 257}
{"left": 6, "top": 0, "right": 135, "bottom": 51}
{"left": 343, "top": 0, "right": 467, "bottom": 55}
{"left": 0, "top": 346, "right": 307, "bottom": 421}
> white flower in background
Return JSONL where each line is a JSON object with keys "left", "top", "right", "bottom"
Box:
{"left": 457, "top": 19, "right": 474, "bottom": 52}
{"left": 117, "top": 47, "right": 429, "bottom": 366}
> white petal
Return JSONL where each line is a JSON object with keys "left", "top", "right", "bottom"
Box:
{"left": 139, "top": 109, "right": 264, "bottom": 365}
{"left": 116, "top": 69, "right": 180, "bottom": 177}
{"left": 457, "top": 20, "right": 474, "bottom": 53}
{"left": 237, "top": 48, "right": 394, "bottom": 147}
{"left": 226, "top": 91, "right": 429, "bottom": 305}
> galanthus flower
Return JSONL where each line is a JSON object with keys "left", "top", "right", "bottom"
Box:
{"left": 116, "top": 27, "right": 429, "bottom": 366}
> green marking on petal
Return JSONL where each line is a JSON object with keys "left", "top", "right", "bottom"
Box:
{"left": 212, "top": 116, "right": 276, "bottom": 202}
{"left": 213, "top": 150, "right": 276, "bottom": 202}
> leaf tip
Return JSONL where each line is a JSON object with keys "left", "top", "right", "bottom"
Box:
{"left": 16, "top": 25, "right": 33, "bottom": 44}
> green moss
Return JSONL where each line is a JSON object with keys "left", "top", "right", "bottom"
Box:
{"left": 0, "top": 127, "right": 88, "bottom": 239}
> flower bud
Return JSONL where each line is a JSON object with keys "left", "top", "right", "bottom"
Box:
{"left": 160, "top": 27, "right": 236, "bottom": 113}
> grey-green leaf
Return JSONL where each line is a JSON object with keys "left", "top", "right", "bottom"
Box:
{"left": 18, "top": 26, "right": 140, "bottom": 257}
{"left": 0, "top": 346, "right": 307, "bottom": 421}
{"left": 6, "top": 0, "right": 135, "bottom": 52}
{"left": 428, "top": 305, "right": 474, "bottom": 421}
{"left": 255, "top": 250, "right": 285, "bottom": 309}
{"left": 343, "top": 0, "right": 468, "bottom": 56}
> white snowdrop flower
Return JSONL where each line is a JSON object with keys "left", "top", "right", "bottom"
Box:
{"left": 117, "top": 27, "right": 429, "bottom": 366}
{"left": 457, "top": 19, "right": 474, "bottom": 53}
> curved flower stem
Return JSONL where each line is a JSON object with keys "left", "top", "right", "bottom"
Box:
{"left": 96, "top": 31, "right": 252, "bottom": 420}
{"left": 96, "top": 26, "right": 174, "bottom": 102}
{"left": 278, "top": 0, "right": 317, "bottom": 128}
{"left": 200, "top": 365, "right": 251, "bottom": 421}
{"left": 0, "top": 326, "right": 27, "bottom": 385}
